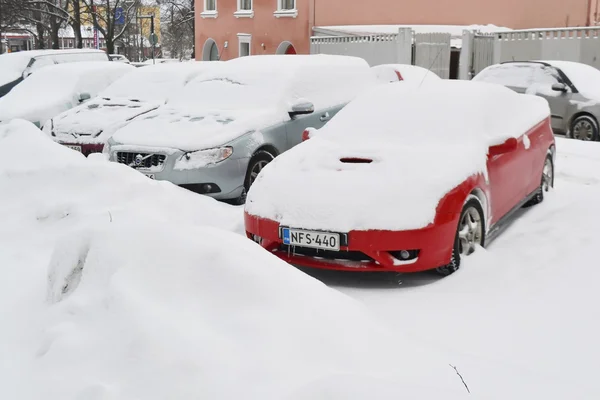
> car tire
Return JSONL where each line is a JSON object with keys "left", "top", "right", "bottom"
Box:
{"left": 524, "top": 155, "right": 554, "bottom": 207}
{"left": 435, "top": 198, "right": 485, "bottom": 276}
{"left": 232, "top": 150, "right": 275, "bottom": 205}
{"left": 570, "top": 115, "right": 599, "bottom": 141}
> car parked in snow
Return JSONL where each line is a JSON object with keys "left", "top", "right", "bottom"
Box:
{"left": 372, "top": 64, "right": 441, "bottom": 83}
{"left": 0, "top": 49, "right": 109, "bottom": 98}
{"left": 473, "top": 60, "right": 600, "bottom": 141}
{"left": 44, "top": 62, "right": 220, "bottom": 156}
{"left": 106, "top": 55, "right": 377, "bottom": 204}
{"left": 0, "top": 61, "right": 133, "bottom": 128}
{"left": 244, "top": 80, "right": 555, "bottom": 276}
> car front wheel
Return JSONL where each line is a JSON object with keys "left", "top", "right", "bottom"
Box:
{"left": 435, "top": 198, "right": 485, "bottom": 276}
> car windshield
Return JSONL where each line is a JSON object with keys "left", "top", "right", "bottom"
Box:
{"left": 167, "top": 77, "right": 286, "bottom": 111}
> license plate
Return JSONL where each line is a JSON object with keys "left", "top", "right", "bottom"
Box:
{"left": 282, "top": 228, "right": 340, "bottom": 251}
{"left": 65, "top": 145, "right": 81, "bottom": 152}
{"left": 144, "top": 174, "right": 155, "bottom": 179}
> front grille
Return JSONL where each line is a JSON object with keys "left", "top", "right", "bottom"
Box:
{"left": 278, "top": 245, "right": 373, "bottom": 262}
{"left": 116, "top": 152, "right": 166, "bottom": 169}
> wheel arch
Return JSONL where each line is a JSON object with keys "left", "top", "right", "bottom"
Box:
{"left": 568, "top": 111, "right": 599, "bottom": 130}
{"left": 251, "top": 144, "right": 279, "bottom": 159}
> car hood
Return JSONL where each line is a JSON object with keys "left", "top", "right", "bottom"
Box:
{"left": 51, "top": 98, "right": 162, "bottom": 141}
{"left": 245, "top": 138, "right": 488, "bottom": 232}
{"left": 111, "top": 106, "right": 287, "bottom": 152}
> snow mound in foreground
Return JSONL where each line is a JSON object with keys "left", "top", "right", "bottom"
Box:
{"left": 0, "top": 121, "right": 466, "bottom": 399}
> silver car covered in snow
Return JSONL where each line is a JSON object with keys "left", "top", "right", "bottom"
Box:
{"left": 106, "top": 55, "right": 377, "bottom": 203}
{"left": 474, "top": 60, "right": 600, "bottom": 141}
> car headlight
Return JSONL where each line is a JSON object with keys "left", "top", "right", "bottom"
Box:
{"left": 174, "top": 147, "right": 234, "bottom": 171}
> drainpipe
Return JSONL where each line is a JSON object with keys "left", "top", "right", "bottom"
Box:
{"left": 587, "top": 0, "right": 593, "bottom": 26}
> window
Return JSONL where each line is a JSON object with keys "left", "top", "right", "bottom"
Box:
{"left": 275, "top": 0, "right": 297, "bottom": 18}
{"left": 239, "top": 0, "right": 251, "bottom": 10}
{"left": 235, "top": 0, "right": 253, "bottom": 17}
{"left": 201, "top": 0, "right": 218, "bottom": 18}
{"left": 238, "top": 33, "right": 251, "bottom": 57}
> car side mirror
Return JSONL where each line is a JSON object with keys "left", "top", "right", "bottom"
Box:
{"left": 551, "top": 82, "right": 568, "bottom": 92}
{"left": 289, "top": 101, "right": 314, "bottom": 118}
{"left": 79, "top": 92, "right": 91, "bottom": 102}
{"left": 489, "top": 137, "right": 518, "bottom": 156}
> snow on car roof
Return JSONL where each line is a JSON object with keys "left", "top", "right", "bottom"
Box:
{"left": 170, "top": 54, "right": 376, "bottom": 111}
{"left": 0, "top": 49, "right": 107, "bottom": 86}
{"left": 321, "top": 79, "right": 549, "bottom": 146}
{"left": 100, "top": 61, "right": 222, "bottom": 103}
{"left": 371, "top": 64, "right": 441, "bottom": 83}
{"left": 0, "top": 61, "right": 133, "bottom": 123}
{"left": 245, "top": 80, "right": 550, "bottom": 232}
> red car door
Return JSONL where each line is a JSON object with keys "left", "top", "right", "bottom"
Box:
{"left": 486, "top": 134, "right": 532, "bottom": 224}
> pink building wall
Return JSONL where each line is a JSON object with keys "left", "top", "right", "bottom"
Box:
{"left": 195, "top": 0, "right": 598, "bottom": 61}
{"left": 315, "top": 0, "right": 594, "bottom": 29}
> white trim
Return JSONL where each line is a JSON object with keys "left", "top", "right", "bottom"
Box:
{"left": 234, "top": 10, "right": 254, "bottom": 18}
{"left": 275, "top": 0, "right": 297, "bottom": 17}
{"left": 237, "top": 33, "right": 251, "bottom": 57}
{"left": 274, "top": 10, "right": 297, "bottom": 18}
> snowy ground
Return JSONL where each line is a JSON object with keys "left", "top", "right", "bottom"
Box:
{"left": 1, "top": 120, "right": 599, "bottom": 399}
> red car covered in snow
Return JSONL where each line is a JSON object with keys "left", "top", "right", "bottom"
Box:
{"left": 244, "top": 80, "right": 555, "bottom": 275}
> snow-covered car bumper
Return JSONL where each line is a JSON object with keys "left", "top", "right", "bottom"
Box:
{"left": 109, "top": 145, "right": 248, "bottom": 200}
{"left": 244, "top": 212, "right": 460, "bottom": 273}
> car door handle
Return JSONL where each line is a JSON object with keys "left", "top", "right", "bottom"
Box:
{"left": 320, "top": 112, "right": 330, "bottom": 122}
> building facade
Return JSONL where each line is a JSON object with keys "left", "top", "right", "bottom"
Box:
{"left": 195, "top": 0, "right": 598, "bottom": 61}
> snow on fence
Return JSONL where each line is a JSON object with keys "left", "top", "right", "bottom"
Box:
{"left": 462, "top": 27, "right": 600, "bottom": 78}
{"left": 310, "top": 29, "right": 412, "bottom": 66}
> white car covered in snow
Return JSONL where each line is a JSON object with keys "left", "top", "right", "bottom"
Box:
{"left": 106, "top": 55, "right": 377, "bottom": 203}
{"left": 372, "top": 64, "right": 441, "bottom": 83}
{"left": 43, "top": 62, "right": 220, "bottom": 156}
{"left": 0, "top": 61, "right": 133, "bottom": 128}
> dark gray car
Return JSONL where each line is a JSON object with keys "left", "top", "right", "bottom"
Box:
{"left": 474, "top": 60, "right": 600, "bottom": 141}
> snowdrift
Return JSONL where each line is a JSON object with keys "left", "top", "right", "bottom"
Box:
{"left": 0, "top": 120, "right": 466, "bottom": 399}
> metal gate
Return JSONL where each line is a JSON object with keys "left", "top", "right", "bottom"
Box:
{"left": 413, "top": 32, "right": 452, "bottom": 79}
{"left": 472, "top": 34, "right": 495, "bottom": 76}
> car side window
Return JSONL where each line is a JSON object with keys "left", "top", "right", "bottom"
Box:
{"left": 533, "top": 66, "right": 561, "bottom": 85}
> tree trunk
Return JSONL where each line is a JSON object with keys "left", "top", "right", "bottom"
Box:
{"left": 36, "top": 23, "right": 46, "bottom": 49}
{"left": 72, "top": 0, "right": 83, "bottom": 48}
{"left": 106, "top": 39, "right": 114, "bottom": 54}
{"left": 50, "top": 16, "right": 60, "bottom": 49}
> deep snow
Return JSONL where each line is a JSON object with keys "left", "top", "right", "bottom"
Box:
{"left": 0, "top": 120, "right": 465, "bottom": 400}
{"left": 1, "top": 119, "right": 599, "bottom": 399}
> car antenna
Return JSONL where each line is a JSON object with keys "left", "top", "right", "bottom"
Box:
{"left": 419, "top": 45, "right": 444, "bottom": 87}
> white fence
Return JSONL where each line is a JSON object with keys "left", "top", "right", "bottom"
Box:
{"left": 310, "top": 29, "right": 412, "bottom": 66}
{"left": 310, "top": 28, "right": 452, "bottom": 77}
{"left": 461, "top": 27, "right": 600, "bottom": 79}
{"left": 312, "top": 26, "right": 600, "bottom": 81}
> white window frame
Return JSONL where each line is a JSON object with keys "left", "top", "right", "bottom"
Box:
{"left": 237, "top": 33, "right": 251, "bottom": 57}
{"left": 274, "top": 0, "right": 298, "bottom": 18}
{"left": 235, "top": 0, "right": 254, "bottom": 18}
{"left": 201, "top": 0, "right": 218, "bottom": 18}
